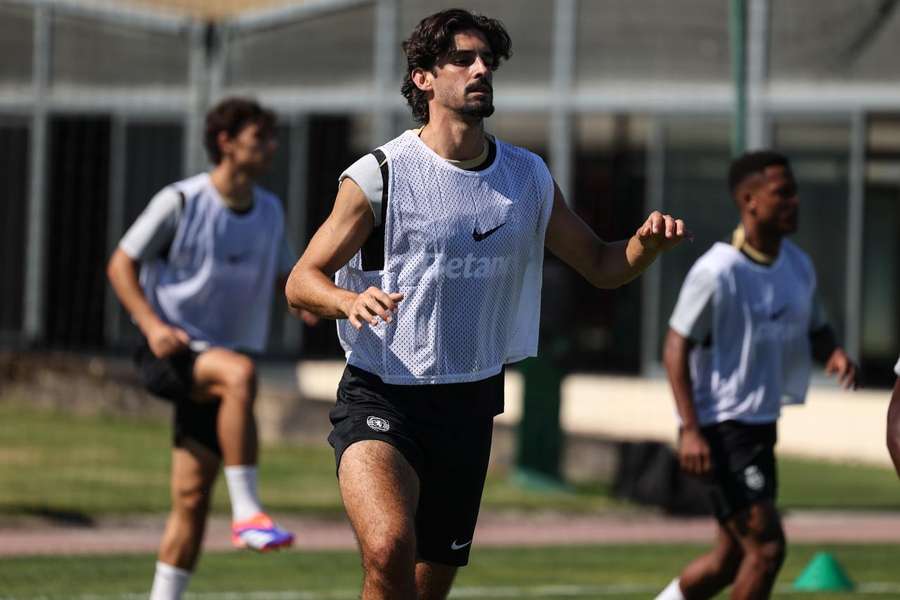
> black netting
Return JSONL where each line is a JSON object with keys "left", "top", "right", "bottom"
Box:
{"left": 577, "top": 0, "right": 730, "bottom": 85}
{"left": 771, "top": 0, "right": 900, "bottom": 82}
{"left": 51, "top": 12, "right": 189, "bottom": 87}
{"left": 227, "top": 4, "right": 375, "bottom": 87}
{"left": 0, "top": 3, "right": 33, "bottom": 85}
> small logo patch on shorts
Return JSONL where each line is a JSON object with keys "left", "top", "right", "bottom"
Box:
{"left": 366, "top": 416, "right": 390, "bottom": 432}
{"left": 744, "top": 465, "right": 765, "bottom": 491}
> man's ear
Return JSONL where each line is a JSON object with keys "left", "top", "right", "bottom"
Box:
{"left": 217, "top": 130, "right": 232, "bottom": 159}
{"left": 411, "top": 67, "right": 432, "bottom": 92}
{"left": 735, "top": 175, "right": 760, "bottom": 213}
{"left": 739, "top": 185, "right": 758, "bottom": 215}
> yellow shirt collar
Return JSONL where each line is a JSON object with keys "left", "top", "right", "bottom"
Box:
{"left": 732, "top": 224, "right": 776, "bottom": 265}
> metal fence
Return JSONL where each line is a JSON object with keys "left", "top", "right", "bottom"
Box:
{"left": 1, "top": 0, "right": 898, "bottom": 382}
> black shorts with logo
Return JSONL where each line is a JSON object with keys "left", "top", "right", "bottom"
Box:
{"left": 134, "top": 340, "right": 221, "bottom": 457}
{"left": 328, "top": 365, "right": 505, "bottom": 567}
{"left": 701, "top": 420, "right": 777, "bottom": 522}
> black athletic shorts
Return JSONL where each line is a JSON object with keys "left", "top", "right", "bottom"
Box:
{"left": 134, "top": 340, "right": 221, "bottom": 457}
{"left": 328, "top": 365, "right": 505, "bottom": 567}
{"left": 700, "top": 420, "right": 777, "bottom": 522}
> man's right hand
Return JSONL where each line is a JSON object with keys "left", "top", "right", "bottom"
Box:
{"left": 144, "top": 320, "right": 191, "bottom": 358}
{"left": 678, "top": 427, "right": 712, "bottom": 475}
{"left": 343, "top": 287, "right": 404, "bottom": 330}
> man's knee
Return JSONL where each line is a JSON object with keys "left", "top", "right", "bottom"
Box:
{"left": 172, "top": 482, "right": 213, "bottom": 517}
{"left": 222, "top": 355, "right": 257, "bottom": 400}
{"left": 711, "top": 543, "right": 744, "bottom": 582}
{"left": 362, "top": 534, "right": 417, "bottom": 579}
{"left": 743, "top": 538, "right": 786, "bottom": 577}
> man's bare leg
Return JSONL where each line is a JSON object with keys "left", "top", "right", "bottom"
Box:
{"left": 339, "top": 440, "right": 419, "bottom": 600}
{"left": 416, "top": 561, "right": 458, "bottom": 600}
{"left": 727, "top": 502, "right": 786, "bottom": 600}
{"left": 190, "top": 347, "right": 292, "bottom": 551}
{"left": 192, "top": 348, "right": 258, "bottom": 467}
{"left": 674, "top": 524, "right": 743, "bottom": 599}
{"left": 157, "top": 439, "right": 220, "bottom": 569}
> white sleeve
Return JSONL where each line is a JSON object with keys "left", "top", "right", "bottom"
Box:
{"left": 339, "top": 153, "right": 383, "bottom": 226}
{"left": 894, "top": 355, "right": 900, "bottom": 377}
{"left": 119, "top": 187, "right": 181, "bottom": 261}
{"left": 669, "top": 263, "right": 716, "bottom": 342}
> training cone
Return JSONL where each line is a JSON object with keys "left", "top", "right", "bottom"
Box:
{"left": 792, "top": 552, "right": 854, "bottom": 591}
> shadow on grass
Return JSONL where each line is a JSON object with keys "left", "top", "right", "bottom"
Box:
{"left": 8, "top": 505, "right": 95, "bottom": 527}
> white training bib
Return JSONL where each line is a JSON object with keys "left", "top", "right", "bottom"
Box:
{"left": 137, "top": 174, "right": 287, "bottom": 352}
{"left": 336, "top": 131, "right": 554, "bottom": 384}
{"left": 670, "top": 240, "right": 817, "bottom": 425}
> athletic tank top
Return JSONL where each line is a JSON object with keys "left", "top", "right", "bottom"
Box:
{"left": 336, "top": 130, "right": 555, "bottom": 384}
{"left": 141, "top": 173, "right": 286, "bottom": 352}
{"left": 672, "top": 240, "right": 817, "bottom": 425}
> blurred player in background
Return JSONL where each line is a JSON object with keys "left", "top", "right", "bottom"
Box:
{"left": 655, "top": 151, "right": 857, "bottom": 600}
{"left": 285, "top": 9, "right": 688, "bottom": 600}
{"left": 886, "top": 355, "right": 900, "bottom": 477}
{"left": 107, "top": 97, "right": 310, "bottom": 600}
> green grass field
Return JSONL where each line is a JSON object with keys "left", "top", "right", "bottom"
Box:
{"left": 3, "top": 403, "right": 900, "bottom": 599}
{"left": 1, "top": 402, "right": 898, "bottom": 520}
{"left": 0, "top": 402, "right": 621, "bottom": 518}
{"left": 2, "top": 544, "right": 899, "bottom": 599}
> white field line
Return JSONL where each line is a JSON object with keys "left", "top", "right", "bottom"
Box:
{"left": 6, "top": 581, "right": 900, "bottom": 599}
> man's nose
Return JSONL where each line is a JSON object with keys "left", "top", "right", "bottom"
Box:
{"left": 471, "top": 56, "right": 491, "bottom": 77}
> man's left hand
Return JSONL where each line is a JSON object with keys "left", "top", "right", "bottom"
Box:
{"left": 635, "top": 211, "right": 690, "bottom": 253}
{"left": 825, "top": 348, "right": 858, "bottom": 390}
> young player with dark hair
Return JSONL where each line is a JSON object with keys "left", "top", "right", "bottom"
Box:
{"left": 286, "top": 9, "right": 689, "bottom": 600}
{"left": 654, "top": 150, "right": 857, "bottom": 600}
{"left": 108, "top": 97, "right": 302, "bottom": 600}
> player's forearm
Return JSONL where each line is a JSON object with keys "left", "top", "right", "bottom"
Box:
{"left": 887, "top": 381, "right": 900, "bottom": 477}
{"left": 585, "top": 236, "right": 660, "bottom": 289}
{"left": 663, "top": 329, "right": 702, "bottom": 430}
{"left": 106, "top": 249, "right": 162, "bottom": 335}
{"left": 285, "top": 265, "right": 357, "bottom": 320}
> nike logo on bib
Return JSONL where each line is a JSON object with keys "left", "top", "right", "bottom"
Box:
{"left": 450, "top": 539, "right": 472, "bottom": 550}
{"left": 472, "top": 223, "right": 504, "bottom": 241}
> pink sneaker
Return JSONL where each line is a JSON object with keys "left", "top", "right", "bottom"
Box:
{"left": 231, "top": 513, "right": 294, "bottom": 552}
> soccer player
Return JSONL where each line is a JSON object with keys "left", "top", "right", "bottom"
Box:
{"left": 887, "top": 355, "right": 900, "bottom": 477}
{"left": 107, "top": 98, "right": 301, "bottom": 600}
{"left": 284, "top": 9, "right": 688, "bottom": 600}
{"left": 654, "top": 151, "right": 857, "bottom": 600}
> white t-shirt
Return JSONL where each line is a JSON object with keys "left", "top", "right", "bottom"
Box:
{"left": 334, "top": 130, "right": 554, "bottom": 384}
{"left": 894, "top": 354, "right": 900, "bottom": 377}
{"left": 669, "top": 240, "right": 822, "bottom": 426}
{"left": 120, "top": 173, "right": 294, "bottom": 352}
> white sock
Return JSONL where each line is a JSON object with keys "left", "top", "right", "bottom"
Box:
{"left": 149, "top": 561, "right": 191, "bottom": 600}
{"left": 655, "top": 578, "right": 686, "bottom": 600}
{"left": 224, "top": 465, "right": 264, "bottom": 522}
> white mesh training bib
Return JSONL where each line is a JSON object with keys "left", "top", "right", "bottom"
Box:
{"left": 336, "top": 131, "right": 554, "bottom": 384}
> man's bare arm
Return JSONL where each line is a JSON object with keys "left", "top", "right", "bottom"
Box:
{"left": 106, "top": 248, "right": 189, "bottom": 357}
{"left": 887, "top": 378, "right": 900, "bottom": 478}
{"left": 544, "top": 183, "right": 687, "bottom": 289}
{"left": 663, "top": 328, "right": 710, "bottom": 475}
{"left": 285, "top": 179, "right": 403, "bottom": 330}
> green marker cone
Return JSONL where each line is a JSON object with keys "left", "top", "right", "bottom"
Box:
{"left": 793, "top": 551, "right": 854, "bottom": 591}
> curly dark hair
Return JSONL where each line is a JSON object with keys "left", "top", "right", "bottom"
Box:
{"left": 204, "top": 97, "right": 276, "bottom": 164}
{"left": 401, "top": 9, "right": 512, "bottom": 125}
{"left": 728, "top": 150, "right": 790, "bottom": 194}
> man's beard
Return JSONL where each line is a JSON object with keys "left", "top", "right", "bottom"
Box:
{"left": 459, "top": 99, "right": 495, "bottom": 120}
{"left": 458, "top": 82, "right": 494, "bottom": 120}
